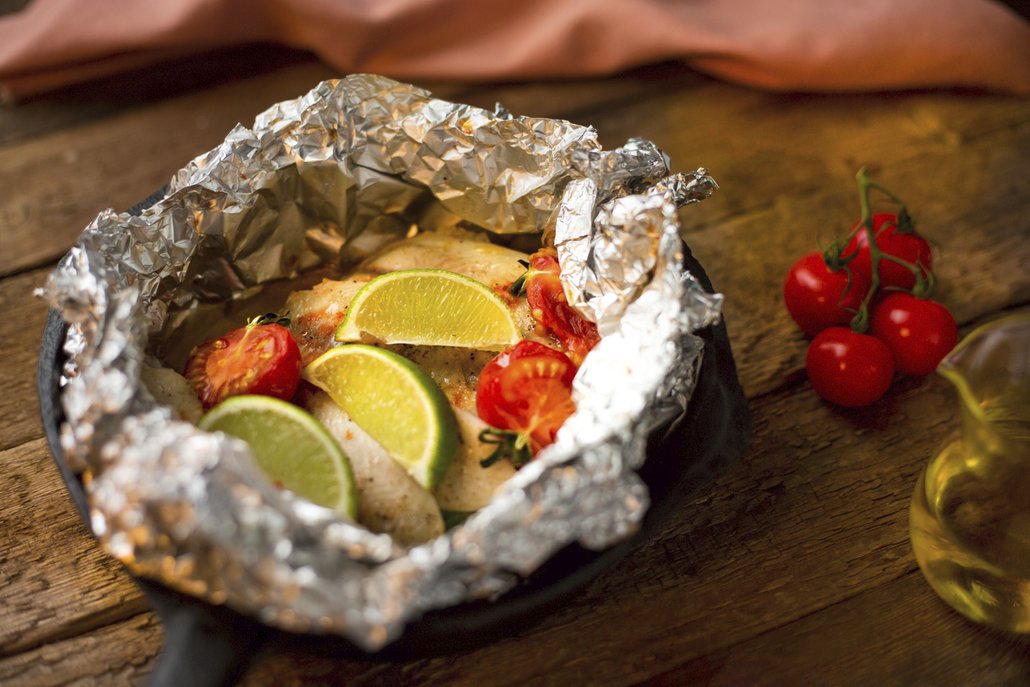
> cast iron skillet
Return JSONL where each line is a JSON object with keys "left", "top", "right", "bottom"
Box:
{"left": 37, "top": 193, "right": 751, "bottom": 686}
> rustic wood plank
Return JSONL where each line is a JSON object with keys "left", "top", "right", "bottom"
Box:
{"left": 0, "top": 61, "right": 338, "bottom": 276}
{"left": 685, "top": 125, "right": 1030, "bottom": 397}
{"left": 649, "top": 570, "right": 1030, "bottom": 686}
{"left": 0, "top": 612, "right": 161, "bottom": 687}
{"left": 0, "top": 267, "right": 52, "bottom": 452}
{"left": 585, "top": 82, "right": 1030, "bottom": 230}
{"left": 0, "top": 438, "right": 148, "bottom": 657}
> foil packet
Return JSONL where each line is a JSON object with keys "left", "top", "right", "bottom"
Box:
{"left": 44, "top": 75, "right": 720, "bottom": 650}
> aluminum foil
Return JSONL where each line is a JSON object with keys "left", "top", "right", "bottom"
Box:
{"left": 44, "top": 75, "right": 721, "bottom": 650}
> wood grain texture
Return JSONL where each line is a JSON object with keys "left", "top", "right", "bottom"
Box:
{"left": 0, "top": 267, "right": 52, "bottom": 452}
{"left": 0, "top": 62, "right": 337, "bottom": 276}
{"left": 684, "top": 126, "right": 1030, "bottom": 397}
{"left": 0, "top": 439, "right": 149, "bottom": 658}
{"left": 0, "top": 612, "right": 161, "bottom": 687}
{"left": 582, "top": 82, "right": 1030, "bottom": 398}
{"left": 647, "top": 570, "right": 1030, "bottom": 687}
{"left": 0, "top": 267, "right": 154, "bottom": 663}
{"left": 584, "top": 84, "right": 1030, "bottom": 229}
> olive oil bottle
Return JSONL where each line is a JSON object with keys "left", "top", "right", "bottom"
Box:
{"left": 909, "top": 316, "right": 1030, "bottom": 633}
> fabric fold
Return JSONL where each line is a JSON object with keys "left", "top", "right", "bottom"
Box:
{"left": 2, "top": 0, "right": 1028, "bottom": 102}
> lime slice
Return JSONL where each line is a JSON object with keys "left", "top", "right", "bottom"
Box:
{"left": 303, "top": 344, "right": 458, "bottom": 489}
{"left": 199, "top": 395, "right": 357, "bottom": 519}
{"left": 335, "top": 269, "right": 521, "bottom": 350}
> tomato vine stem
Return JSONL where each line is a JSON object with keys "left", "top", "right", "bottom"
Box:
{"left": 478, "top": 427, "right": 532, "bottom": 468}
{"left": 847, "top": 168, "right": 932, "bottom": 332}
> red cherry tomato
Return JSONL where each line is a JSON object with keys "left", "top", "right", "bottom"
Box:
{"left": 784, "top": 251, "right": 870, "bottom": 336}
{"left": 869, "top": 293, "right": 958, "bottom": 376}
{"left": 806, "top": 327, "right": 895, "bottom": 407}
{"left": 845, "top": 213, "right": 932, "bottom": 290}
{"left": 523, "top": 248, "right": 600, "bottom": 364}
{"left": 185, "top": 320, "right": 301, "bottom": 410}
{"left": 476, "top": 340, "right": 577, "bottom": 454}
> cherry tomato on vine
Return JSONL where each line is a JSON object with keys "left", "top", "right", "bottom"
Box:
{"left": 844, "top": 213, "right": 932, "bottom": 290}
{"left": 784, "top": 251, "right": 870, "bottom": 336}
{"left": 518, "top": 248, "right": 600, "bottom": 364}
{"left": 476, "top": 340, "right": 577, "bottom": 458}
{"left": 869, "top": 293, "right": 957, "bottom": 376}
{"left": 185, "top": 316, "right": 302, "bottom": 410}
{"left": 806, "top": 327, "right": 895, "bottom": 407}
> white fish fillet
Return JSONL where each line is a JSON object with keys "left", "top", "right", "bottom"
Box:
{"left": 303, "top": 390, "right": 444, "bottom": 547}
{"left": 433, "top": 408, "right": 517, "bottom": 512}
{"left": 287, "top": 274, "right": 374, "bottom": 366}
{"left": 141, "top": 365, "right": 203, "bottom": 423}
{"left": 359, "top": 231, "right": 529, "bottom": 288}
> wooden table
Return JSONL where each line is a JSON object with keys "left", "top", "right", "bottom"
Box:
{"left": 2, "top": 47, "right": 1029, "bottom": 686}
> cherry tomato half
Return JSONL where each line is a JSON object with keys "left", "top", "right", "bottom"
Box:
{"left": 845, "top": 213, "right": 932, "bottom": 290}
{"left": 784, "top": 251, "right": 870, "bottom": 336}
{"left": 185, "top": 321, "right": 302, "bottom": 410}
{"left": 869, "top": 293, "right": 957, "bottom": 376}
{"left": 523, "top": 248, "right": 600, "bottom": 364}
{"left": 806, "top": 327, "right": 895, "bottom": 407}
{"left": 476, "top": 340, "right": 577, "bottom": 454}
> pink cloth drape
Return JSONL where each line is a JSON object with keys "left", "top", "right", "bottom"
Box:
{"left": 1, "top": 0, "right": 1028, "bottom": 102}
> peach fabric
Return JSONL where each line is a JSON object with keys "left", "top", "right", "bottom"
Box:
{"left": 1, "top": 0, "right": 1029, "bottom": 102}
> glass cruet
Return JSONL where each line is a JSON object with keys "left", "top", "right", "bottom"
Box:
{"left": 909, "top": 314, "right": 1030, "bottom": 633}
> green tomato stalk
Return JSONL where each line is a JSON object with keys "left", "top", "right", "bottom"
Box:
{"left": 826, "top": 168, "right": 935, "bottom": 333}
{"left": 478, "top": 427, "right": 533, "bottom": 468}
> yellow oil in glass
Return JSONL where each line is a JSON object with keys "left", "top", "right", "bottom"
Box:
{"left": 910, "top": 400, "right": 1030, "bottom": 633}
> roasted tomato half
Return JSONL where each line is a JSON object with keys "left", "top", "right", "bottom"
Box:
{"left": 185, "top": 315, "right": 302, "bottom": 410}
{"left": 476, "top": 340, "right": 577, "bottom": 464}
{"left": 518, "top": 248, "right": 600, "bottom": 365}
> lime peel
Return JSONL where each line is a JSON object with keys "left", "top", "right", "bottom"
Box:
{"left": 335, "top": 269, "right": 521, "bottom": 351}
{"left": 198, "top": 395, "right": 357, "bottom": 519}
{"left": 303, "top": 344, "right": 458, "bottom": 489}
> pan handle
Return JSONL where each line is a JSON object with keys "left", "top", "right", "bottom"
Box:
{"left": 38, "top": 310, "right": 265, "bottom": 686}
{"left": 142, "top": 582, "right": 267, "bottom": 687}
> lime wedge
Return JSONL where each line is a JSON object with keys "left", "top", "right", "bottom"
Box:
{"left": 199, "top": 395, "right": 357, "bottom": 519}
{"left": 335, "top": 269, "right": 521, "bottom": 350}
{"left": 303, "top": 344, "right": 458, "bottom": 489}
